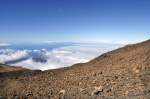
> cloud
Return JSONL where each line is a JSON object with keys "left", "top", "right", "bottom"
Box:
{"left": 0, "top": 43, "right": 10, "bottom": 46}
{"left": 0, "top": 43, "right": 123, "bottom": 71}
{"left": 0, "top": 49, "right": 29, "bottom": 64}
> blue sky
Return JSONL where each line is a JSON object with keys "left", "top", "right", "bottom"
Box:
{"left": 0, "top": 0, "right": 150, "bottom": 43}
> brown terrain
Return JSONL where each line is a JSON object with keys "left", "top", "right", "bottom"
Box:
{"left": 0, "top": 39, "right": 150, "bottom": 99}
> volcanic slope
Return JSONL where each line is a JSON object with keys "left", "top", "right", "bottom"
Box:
{"left": 0, "top": 39, "right": 150, "bottom": 99}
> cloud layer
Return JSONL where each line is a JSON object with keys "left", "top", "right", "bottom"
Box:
{"left": 0, "top": 43, "right": 123, "bottom": 70}
{"left": 0, "top": 43, "right": 10, "bottom": 46}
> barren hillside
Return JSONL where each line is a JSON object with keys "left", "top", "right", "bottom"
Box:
{"left": 0, "top": 40, "right": 150, "bottom": 99}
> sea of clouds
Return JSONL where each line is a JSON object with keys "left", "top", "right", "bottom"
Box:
{"left": 0, "top": 43, "right": 123, "bottom": 70}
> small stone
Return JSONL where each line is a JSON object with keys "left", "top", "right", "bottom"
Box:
{"left": 78, "top": 82, "right": 82, "bottom": 85}
{"left": 79, "top": 88, "right": 84, "bottom": 92}
{"left": 92, "top": 86, "right": 103, "bottom": 95}
{"left": 124, "top": 91, "right": 129, "bottom": 96}
{"left": 135, "top": 69, "right": 140, "bottom": 73}
{"left": 59, "top": 89, "right": 65, "bottom": 94}
{"left": 133, "top": 67, "right": 140, "bottom": 73}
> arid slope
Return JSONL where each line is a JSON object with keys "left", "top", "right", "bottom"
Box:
{"left": 0, "top": 40, "right": 150, "bottom": 99}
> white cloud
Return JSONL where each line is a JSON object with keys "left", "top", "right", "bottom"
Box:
{"left": 0, "top": 43, "right": 10, "bottom": 46}
{"left": 0, "top": 49, "right": 29, "bottom": 64}
{"left": 0, "top": 43, "right": 123, "bottom": 71}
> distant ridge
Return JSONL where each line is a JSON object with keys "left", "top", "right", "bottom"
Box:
{"left": 0, "top": 63, "right": 28, "bottom": 73}
{"left": 0, "top": 39, "right": 150, "bottom": 99}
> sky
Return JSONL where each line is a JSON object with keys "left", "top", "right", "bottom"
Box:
{"left": 0, "top": 0, "right": 150, "bottom": 44}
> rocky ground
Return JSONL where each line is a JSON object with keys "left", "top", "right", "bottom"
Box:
{"left": 0, "top": 40, "right": 150, "bottom": 99}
